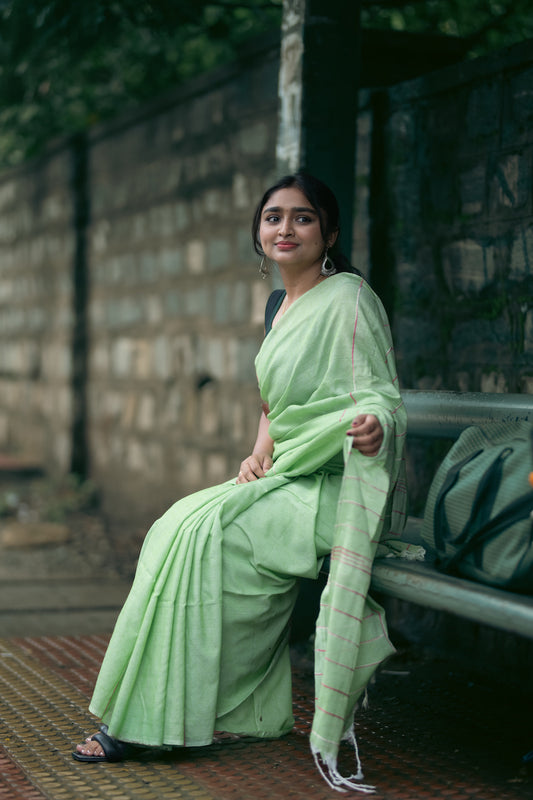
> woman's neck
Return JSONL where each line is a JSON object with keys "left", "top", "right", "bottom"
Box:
{"left": 279, "top": 267, "right": 326, "bottom": 305}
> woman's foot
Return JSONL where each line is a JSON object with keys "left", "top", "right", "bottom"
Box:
{"left": 75, "top": 732, "right": 105, "bottom": 759}
{"left": 72, "top": 725, "right": 143, "bottom": 763}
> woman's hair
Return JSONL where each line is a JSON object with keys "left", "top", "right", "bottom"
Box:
{"left": 251, "top": 172, "right": 361, "bottom": 275}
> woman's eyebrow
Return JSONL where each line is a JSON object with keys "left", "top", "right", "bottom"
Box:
{"left": 263, "top": 206, "right": 317, "bottom": 214}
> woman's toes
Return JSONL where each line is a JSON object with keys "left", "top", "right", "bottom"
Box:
{"left": 76, "top": 737, "right": 104, "bottom": 757}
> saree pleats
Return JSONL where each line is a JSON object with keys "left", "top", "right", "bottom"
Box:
{"left": 90, "top": 471, "right": 342, "bottom": 746}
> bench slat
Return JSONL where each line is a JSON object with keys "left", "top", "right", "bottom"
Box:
{"left": 371, "top": 558, "right": 533, "bottom": 640}
{"left": 402, "top": 390, "right": 533, "bottom": 438}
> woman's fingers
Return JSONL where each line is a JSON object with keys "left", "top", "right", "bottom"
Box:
{"left": 236, "top": 454, "right": 273, "bottom": 483}
{"left": 347, "top": 414, "right": 383, "bottom": 456}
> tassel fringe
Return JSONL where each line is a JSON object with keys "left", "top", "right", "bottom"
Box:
{"left": 311, "top": 726, "right": 376, "bottom": 794}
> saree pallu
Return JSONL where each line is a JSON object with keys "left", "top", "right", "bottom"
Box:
{"left": 89, "top": 272, "right": 407, "bottom": 792}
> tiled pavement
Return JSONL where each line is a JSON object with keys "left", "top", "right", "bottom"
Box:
{"left": 0, "top": 634, "right": 531, "bottom": 800}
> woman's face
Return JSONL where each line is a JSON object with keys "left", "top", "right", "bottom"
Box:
{"left": 259, "top": 186, "right": 334, "bottom": 271}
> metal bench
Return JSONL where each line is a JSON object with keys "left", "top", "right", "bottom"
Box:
{"left": 370, "top": 390, "right": 533, "bottom": 641}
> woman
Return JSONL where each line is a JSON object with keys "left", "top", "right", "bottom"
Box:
{"left": 73, "top": 173, "right": 407, "bottom": 793}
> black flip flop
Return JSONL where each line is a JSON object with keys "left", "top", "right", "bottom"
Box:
{"left": 72, "top": 725, "right": 145, "bottom": 763}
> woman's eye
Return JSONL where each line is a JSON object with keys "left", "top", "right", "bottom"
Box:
{"left": 265, "top": 215, "right": 280, "bottom": 223}
{"left": 295, "top": 215, "right": 312, "bottom": 224}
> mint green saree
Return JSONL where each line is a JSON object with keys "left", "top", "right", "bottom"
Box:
{"left": 89, "top": 272, "right": 407, "bottom": 792}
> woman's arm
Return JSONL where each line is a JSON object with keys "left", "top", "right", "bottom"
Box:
{"left": 236, "top": 404, "right": 274, "bottom": 483}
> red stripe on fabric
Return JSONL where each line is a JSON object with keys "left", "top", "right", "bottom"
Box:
{"left": 344, "top": 474, "right": 389, "bottom": 494}
{"left": 320, "top": 603, "right": 363, "bottom": 622}
{"left": 324, "top": 656, "right": 356, "bottom": 672}
{"left": 338, "top": 499, "right": 385, "bottom": 520}
{"left": 321, "top": 683, "right": 350, "bottom": 697}
{"left": 315, "top": 626, "right": 362, "bottom": 647}
{"left": 315, "top": 705, "right": 345, "bottom": 721}
{"left": 350, "top": 278, "right": 364, "bottom": 391}
{"left": 331, "top": 546, "right": 373, "bottom": 565}
{"left": 330, "top": 580, "right": 367, "bottom": 599}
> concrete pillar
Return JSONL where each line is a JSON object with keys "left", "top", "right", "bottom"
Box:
{"left": 277, "top": 0, "right": 362, "bottom": 254}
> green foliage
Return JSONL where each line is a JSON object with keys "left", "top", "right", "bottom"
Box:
{"left": 0, "top": 0, "right": 282, "bottom": 168}
{"left": 1, "top": 0, "right": 533, "bottom": 170}
{"left": 361, "top": 0, "right": 533, "bottom": 54}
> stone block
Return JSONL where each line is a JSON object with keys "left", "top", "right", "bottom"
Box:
{"left": 450, "top": 317, "right": 510, "bottom": 366}
{"left": 520, "top": 375, "right": 533, "bottom": 394}
{"left": 173, "top": 336, "right": 194, "bottom": 376}
{"left": 174, "top": 202, "right": 191, "bottom": 231}
{"left": 136, "top": 393, "right": 156, "bottom": 432}
{"left": 186, "top": 240, "right": 206, "bottom": 274}
{"left": 388, "top": 109, "right": 416, "bottom": 168}
{"left": 466, "top": 81, "right": 501, "bottom": 142}
{"left": 165, "top": 290, "right": 183, "bottom": 318}
{"left": 510, "top": 225, "right": 533, "bottom": 279}
{"left": 239, "top": 123, "right": 269, "bottom": 156}
{"left": 181, "top": 447, "right": 203, "bottom": 490}
{"left": 121, "top": 394, "right": 137, "bottom": 428}
{"left": 459, "top": 163, "right": 485, "bottom": 216}
{"left": 237, "top": 227, "right": 255, "bottom": 264}
{"left": 133, "top": 340, "right": 152, "bottom": 380}
{"left": 149, "top": 204, "right": 175, "bottom": 238}
{"left": 441, "top": 239, "right": 496, "bottom": 294}
{"left": 161, "top": 387, "right": 182, "bottom": 426}
{"left": 145, "top": 295, "right": 164, "bottom": 325}
{"left": 153, "top": 336, "right": 171, "bottom": 379}
{"left": 200, "top": 384, "right": 219, "bottom": 437}
{"left": 160, "top": 247, "right": 184, "bottom": 275}
{"left": 233, "top": 173, "right": 252, "bottom": 210}
{"left": 107, "top": 297, "right": 144, "bottom": 328}
{"left": 505, "top": 67, "right": 533, "bottom": 142}
{"left": 480, "top": 371, "right": 508, "bottom": 393}
{"left": 206, "top": 452, "right": 229, "bottom": 486}
{"left": 228, "top": 338, "right": 261, "bottom": 383}
{"left": 182, "top": 286, "right": 208, "bottom": 317}
{"left": 232, "top": 281, "right": 249, "bottom": 323}
{"left": 139, "top": 252, "right": 158, "bottom": 283}
{"left": 0, "top": 521, "right": 71, "bottom": 548}
{"left": 251, "top": 282, "right": 271, "bottom": 327}
{"left": 0, "top": 179, "right": 16, "bottom": 212}
{"left": 111, "top": 337, "right": 134, "bottom": 378}
{"left": 214, "top": 284, "right": 231, "bottom": 324}
{"left": 524, "top": 309, "right": 533, "bottom": 353}
{"left": 205, "top": 337, "right": 226, "bottom": 381}
{"left": 489, "top": 153, "right": 529, "bottom": 212}
{"left": 207, "top": 239, "right": 230, "bottom": 271}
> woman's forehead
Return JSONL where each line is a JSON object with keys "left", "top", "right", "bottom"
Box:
{"left": 263, "top": 186, "right": 314, "bottom": 211}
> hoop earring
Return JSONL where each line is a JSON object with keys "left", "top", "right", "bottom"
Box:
{"left": 321, "top": 250, "right": 337, "bottom": 277}
{"left": 259, "top": 256, "right": 270, "bottom": 279}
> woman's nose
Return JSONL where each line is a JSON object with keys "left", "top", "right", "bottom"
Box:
{"left": 279, "top": 218, "right": 293, "bottom": 236}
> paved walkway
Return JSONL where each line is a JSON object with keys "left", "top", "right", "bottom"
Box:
{"left": 0, "top": 469, "right": 531, "bottom": 799}
{"left": 0, "top": 633, "right": 531, "bottom": 800}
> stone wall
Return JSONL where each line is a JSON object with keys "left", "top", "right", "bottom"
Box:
{"left": 384, "top": 39, "right": 533, "bottom": 396}
{"left": 85, "top": 48, "right": 280, "bottom": 539}
{"left": 0, "top": 44, "right": 281, "bottom": 546}
{"left": 377, "top": 40, "right": 533, "bottom": 511}
{"left": 0, "top": 146, "right": 76, "bottom": 473}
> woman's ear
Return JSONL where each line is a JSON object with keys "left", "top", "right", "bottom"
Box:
{"left": 327, "top": 229, "right": 339, "bottom": 249}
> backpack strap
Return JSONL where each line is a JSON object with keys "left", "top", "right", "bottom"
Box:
{"left": 264, "top": 289, "right": 286, "bottom": 334}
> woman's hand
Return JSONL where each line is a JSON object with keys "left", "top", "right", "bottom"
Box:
{"left": 236, "top": 452, "right": 273, "bottom": 483}
{"left": 347, "top": 414, "right": 383, "bottom": 457}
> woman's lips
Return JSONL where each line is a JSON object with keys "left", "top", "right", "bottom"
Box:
{"left": 276, "top": 242, "right": 298, "bottom": 250}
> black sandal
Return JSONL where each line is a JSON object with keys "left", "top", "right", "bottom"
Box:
{"left": 72, "top": 725, "right": 146, "bottom": 763}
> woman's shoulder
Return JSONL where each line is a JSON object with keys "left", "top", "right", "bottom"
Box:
{"left": 330, "top": 270, "right": 369, "bottom": 297}
{"left": 329, "top": 272, "right": 387, "bottom": 316}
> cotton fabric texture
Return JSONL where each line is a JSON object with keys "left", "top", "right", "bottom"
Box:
{"left": 88, "top": 272, "right": 407, "bottom": 792}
